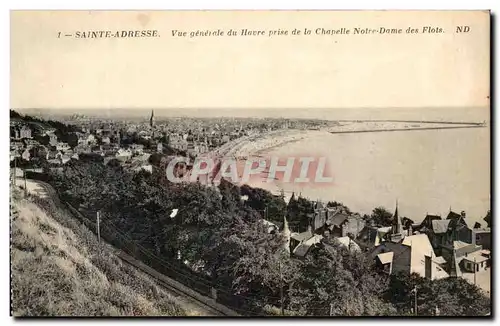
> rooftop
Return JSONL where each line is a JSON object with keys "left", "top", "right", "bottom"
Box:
{"left": 431, "top": 219, "right": 451, "bottom": 234}
{"left": 291, "top": 230, "right": 313, "bottom": 242}
{"left": 377, "top": 252, "right": 394, "bottom": 265}
{"left": 462, "top": 252, "right": 489, "bottom": 264}
{"left": 453, "top": 241, "right": 471, "bottom": 250}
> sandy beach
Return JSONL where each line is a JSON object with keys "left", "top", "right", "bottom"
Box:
{"left": 213, "top": 121, "right": 489, "bottom": 223}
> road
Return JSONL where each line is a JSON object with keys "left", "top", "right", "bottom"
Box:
{"left": 20, "top": 177, "right": 239, "bottom": 317}
{"left": 461, "top": 269, "right": 491, "bottom": 298}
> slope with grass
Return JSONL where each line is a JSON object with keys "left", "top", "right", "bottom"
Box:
{"left": 10, "top": 187, "right": 208, "bottom": 316}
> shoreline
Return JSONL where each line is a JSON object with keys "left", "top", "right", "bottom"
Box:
{"left": 212, "top": 120, "right": 488, "bottom": 223}
{"left": 216, "top": 120, "right": 486, "bottom": 159}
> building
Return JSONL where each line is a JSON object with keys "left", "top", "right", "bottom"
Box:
{"left": 260, "top": 219, "right": 279, "bottom": 234}
{"left": 371, "top": 234, "right": 449, "bottom": 280}
{"left": 56, "top": 142, "right": 71, "bottom": 152}
{"left": 21, "top": 149, "right": 31, "bottom": 161}
{"left": 462, "top": 250, "right": 490, "bottom": 273}
{"left": 150, "top": 110, "right": 155, "bottom": 128}
{"left": 446, "top": 211, "right": 472, "bottom": 244}
{"left": 19, "top": 125, "right": 32, "bottom": 139}
{"left": 48, "top": 132, "right": 58, "bottom": 146}
{"left": 292, "top": 233, "right": 323, "bottom": 258}
{"left": 331, "top": 236, "right": 361, "bottom": 253}
{"left": 472, "top": 228, "right": 491, "bottom": 250}
{"left": 440, "top": 240, "right": 483, "bottom": 277}
{"left": 115, "top": 148, "right": 133, "bottom": 162}
{"left": 388, "top": 201, "right": 404, "bottom": 243}
{"left": 356, "top": 225, "right": 392, "bottom": 249}
{"left": 429, "top": 219, "right": 452, "bottom": 250}
{"left": 311, "top": 202, "right": 365, "bottom": 239}
{"left": 415, "top": 214, "right": 442, "bottom": 234}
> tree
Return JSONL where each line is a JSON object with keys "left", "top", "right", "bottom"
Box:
{"left": 370, "top": 207, "right": 394, "bottom": 227}
{"left": 227, "top": 222, "right": 300, "bottom": 310}
{"left": 240, "top": 185, "right": 287, "bottom": 223}
{"left": 401, "top": 217, "right": 414, "bottom": 229}
{"left": 483, "top": 210, "right": 491, "bottom": 228}
{"left": 288, "top": 241, "right": 395, "bottom": 316}
{"left": 386, "top": 271, "right": 491, "bottom": 316}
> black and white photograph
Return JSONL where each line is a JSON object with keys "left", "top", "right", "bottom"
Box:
{"left": 9, "top": 10, "right": 491, "bottom": 317}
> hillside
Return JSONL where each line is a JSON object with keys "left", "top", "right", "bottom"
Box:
{"left": 10, "top": 187, "right": 200, "bottom": 316}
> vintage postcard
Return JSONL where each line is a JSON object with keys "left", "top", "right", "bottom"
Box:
{"left": 10, "top": 10, "right": 490, "bottom": 317}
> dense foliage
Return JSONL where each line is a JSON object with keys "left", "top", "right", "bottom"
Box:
{"left": 41, "top": 156, "right": 490, "bottom": 316}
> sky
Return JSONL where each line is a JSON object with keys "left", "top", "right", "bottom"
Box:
{"left": 11, "top": 11, "right": 490, "bottom": 111}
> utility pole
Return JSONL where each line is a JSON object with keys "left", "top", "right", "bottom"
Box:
{"left": 279, "top": 260, "right": 284, "bottom": 316}
{"left": 96, "top": 211, "right": 101, "bottom": 245}
{"left": 23, "top": 168, "right": 27, "bottom": 196}
{"left": 13, "top": 157, "right": 17, "bottom": 186}
{"left": 474, "top": 257, "right": 477, "bottom": 285}
{"left": 414, "top": 286, "right": 418, "bottom": 316}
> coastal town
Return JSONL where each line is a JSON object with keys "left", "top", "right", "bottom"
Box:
{"left": 10, "top": 109, "right": 491, "bottom": 316}
{"left": 10, "top": 109, "right": 331, "bottom": 169}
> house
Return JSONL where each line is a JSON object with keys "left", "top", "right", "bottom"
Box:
{"left": 332, "top": 236, "right": 361, "bottom": 253}
{"left": 429, "top": 219, "right": 452, "bottom": 249}
{"left": 446, "top": 211, "right": 472, "bottom": 244}
{"left": 85, "top": 134, "right": 97, "bottom": 145}
{"left": 371, "top": 234, "right": 449, "bottom": 280}
{"left": 48, "top": 132, "right": 58, "bottom": 146}
{"left": 11, "top": 127, "right": 20, "bottom": 139}
{"left": 462, "top": 250, "right": 490, "bottom": 273}
{"left": 21, "top": 149, "right": 30, "bottom": 161}
{"left": 309, "top": 202, "right": 365, "bottom": 239}
{"left": 115, "top": 148, "right": 133, "bottom": 162}
{"left": 56, "top": 142, "right": 71, "bottom": 152}
{"left": 401, "top": 234, "right": 448, "bottom": 279}
{"left": 415, "top": 214, "right": 442, "bottom": 234}
{"left": 60, "top": 155, "right": 72, "bottom": 164}
{"left": 371, "top": 242, "right": 412, "bottom": 275}
{"left": 356, "top": 225, "right": 392, "bottom": 249}
{"left": 472, "top": 228, "right": 491, "bottom": 250}
{"left": 19, "top": 125, "right": 32, "bottom": 139}
{"left": 290, "top": 229, "right": 314, "bottom": 252}
{"left": 260, "top": 219, "right": 279, "bottom": 234}
{"left": 47, "top": 150, "right": 63, "bottom": 160}
{"left": 292, "top": 234, "right": 323, "bottom": 258}
{"left": 440, "top": 240, "right": 483, "bottom": 276}
{"left": 132, "top": 164, "right": 153, "bottom": 174}
{"left": 170, "top": 137, "right": 188, "bottom": 151}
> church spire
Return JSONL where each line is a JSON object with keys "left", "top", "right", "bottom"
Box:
{"left": 393, "top": 199, "right": 402, "bottom": 234}
{"left": 150, "top": 110, "right": 155, "bottom": 128}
